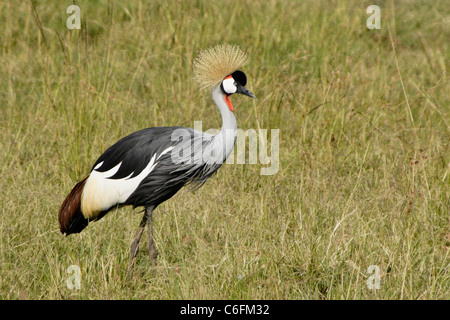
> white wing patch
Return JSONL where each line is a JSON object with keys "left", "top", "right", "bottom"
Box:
{"left": 81, "top": 147, "right": 173, "bottom": 219}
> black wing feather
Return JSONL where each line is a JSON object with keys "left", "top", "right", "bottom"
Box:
{"left": 92, "top": 127, "right": 183, "bottom": 179}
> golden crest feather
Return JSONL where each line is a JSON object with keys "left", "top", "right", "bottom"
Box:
{"left": 193, "top": 43, "right": 249, "bottom": 90}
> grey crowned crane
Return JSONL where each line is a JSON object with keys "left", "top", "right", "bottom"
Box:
{"left": 58, "top": 44, "right": 255, "bottom": 273}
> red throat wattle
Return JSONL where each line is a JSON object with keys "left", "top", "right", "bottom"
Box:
{"left": 224, "top": 94, "right": 234, "bottom": 112}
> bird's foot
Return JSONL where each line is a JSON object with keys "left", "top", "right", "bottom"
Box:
{"left": 127, "top": 245, "right": 139, "bottom": 279}
{"left": 148, "top": 243, "right": 159, "bottom": 266}
{"left": 127, "top": 231, "right": 144, "bottom": 278}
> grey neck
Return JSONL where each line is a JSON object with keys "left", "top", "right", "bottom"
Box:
{"left": 210, "top": 85, "right": 238, "bottom": 162}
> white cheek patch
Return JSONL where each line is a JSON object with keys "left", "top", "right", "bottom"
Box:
{"left": 222, "top": 78, "right": 237, "bottom": 94}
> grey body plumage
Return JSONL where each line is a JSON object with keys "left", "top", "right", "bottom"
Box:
{"left": 94, "top": 126, "right": 224, "bottom": 211}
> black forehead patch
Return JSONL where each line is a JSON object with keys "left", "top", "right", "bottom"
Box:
{"left": 231, "top": 70, "right": 247, "bottom": 86}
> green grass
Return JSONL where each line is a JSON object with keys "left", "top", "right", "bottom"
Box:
{"left": 0, "top": 0, "right": 448, "bottom": 299}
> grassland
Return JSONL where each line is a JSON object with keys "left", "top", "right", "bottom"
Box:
{"left": 0, "top": 0, "right": 448, "bottom": 299}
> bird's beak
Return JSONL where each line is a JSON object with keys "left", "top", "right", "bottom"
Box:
{"left": 236, "top": 83, "right": 256, "bottom": 99}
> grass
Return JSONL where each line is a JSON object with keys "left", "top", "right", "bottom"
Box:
{"left": 0, "top": 0, "right": 448, "bottom": 299}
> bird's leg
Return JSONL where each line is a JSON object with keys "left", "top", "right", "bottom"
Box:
{"left": 127, "top": 211, "right": 148, "bottom": 277}
{"left": 147, "top": 206, "right": 159, "bottom": 265}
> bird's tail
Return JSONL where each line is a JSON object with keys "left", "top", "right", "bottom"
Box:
{"left": 58, "top": 176, "right": 89, "bottom": 235}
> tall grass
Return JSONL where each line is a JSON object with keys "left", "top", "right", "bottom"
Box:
{"left": 0, "top": 0, "right": 448, "bottom": 299}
